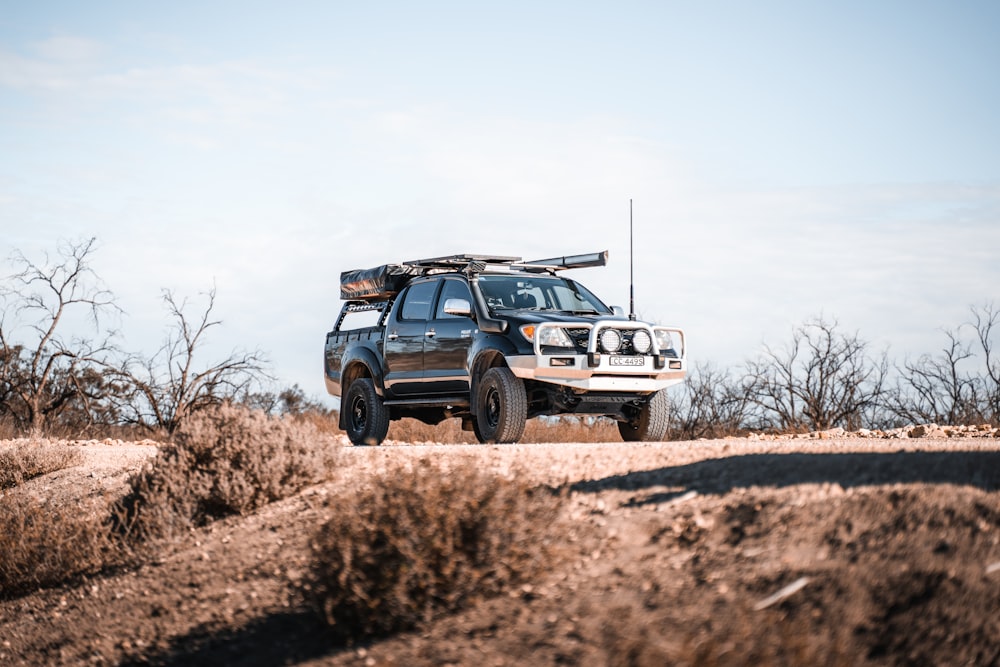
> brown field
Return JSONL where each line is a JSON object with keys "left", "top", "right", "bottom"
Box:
{"left": 2, "top": 426, "right": 999, "bottom": 666}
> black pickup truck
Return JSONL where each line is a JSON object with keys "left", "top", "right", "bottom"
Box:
{"left": 324, "top": 252, "right": 686, "bottom": 445}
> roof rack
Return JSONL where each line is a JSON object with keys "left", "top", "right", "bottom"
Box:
{"left": 402, "top": 254, "right": 522, "bottom": 273}
{"left": 341, "top": 251, "right": 609, "bottom": 301}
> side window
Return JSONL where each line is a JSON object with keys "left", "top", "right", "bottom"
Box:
{"left": 399, "top": 281, "right": 438, "bottom": 321}
{"left": 435, "top": 279, "right": 473, "bottom": 319}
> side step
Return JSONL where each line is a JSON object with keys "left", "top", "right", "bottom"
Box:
{"left": 383, "top": 396, "right": 471, "bottom": 408}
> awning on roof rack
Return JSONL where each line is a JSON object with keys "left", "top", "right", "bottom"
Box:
{"left": 522, "top": 251, "right": 609, "bottom": 271}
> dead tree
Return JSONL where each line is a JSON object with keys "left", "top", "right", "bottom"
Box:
{"left": 668, "top": 362, "right": 752, "bottom": 439}
{"left": 0, "top": 238, "right": 120, "bottom": 435}
{"left": 112, "top": 286, "right": 270, "bottom": 434}
{"left": 889, "top": 327, "right": 983, "bottom": 426}
{"left": 969, "top": 302, "right": 1000, "bottom": 423}
{"left": 744, "top": 316, "right": 888, "bottom": 432}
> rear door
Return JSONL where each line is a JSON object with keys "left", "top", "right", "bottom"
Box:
{"left": 382, "top": 280, "right": 439, "bottom": 396}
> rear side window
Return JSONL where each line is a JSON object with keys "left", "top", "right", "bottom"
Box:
{"left": 399, "top": 281, "right": 438, "bottom": 321}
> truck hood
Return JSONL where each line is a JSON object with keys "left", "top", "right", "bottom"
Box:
{"left": 496, "top": 310, "right": 633, "bottom": 327}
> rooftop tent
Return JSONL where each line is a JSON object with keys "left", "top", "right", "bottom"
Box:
{"left": 339, "top": 264, "right": 413, "bottom": 301}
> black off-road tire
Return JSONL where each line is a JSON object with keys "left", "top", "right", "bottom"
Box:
{"left": 473, "top": 367, "right": 527, "bottom": 444}
{"left": 344, "top": 378, "right": 390, "bottom": 446}
{"left": 618, "top": 390, "right": 670, "bottom": 442}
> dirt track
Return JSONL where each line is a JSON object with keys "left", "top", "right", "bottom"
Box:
{"left": 2, "top": 435, "right": 1000, "bottom": 665}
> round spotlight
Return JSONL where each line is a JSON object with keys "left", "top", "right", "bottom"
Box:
{"left": 632, "top": 329, "right": 652, "bottom": 354}
{"left": 599, "top": 328, "right": 622, "bottom": 353}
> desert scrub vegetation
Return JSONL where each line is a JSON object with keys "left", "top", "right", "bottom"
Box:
{"left": 1, "top": 405, "right": 341, "bottom": 600}
{"left": 1, "top": 441, "right": 114, "bottom": 599}
{"left": 388, "top": 415, "right": 622, "bottom": 444}
{"left": 114, "top": 403, "right": 342, "bottom": 544}
{"left": 307, "top": 457, "right": 564, "bottom": 639}
{"left": 0, "top": 494, "right": 114, "bottom": 599}
{"left": 0, "top": 440, "right": 82, "bottom": 489}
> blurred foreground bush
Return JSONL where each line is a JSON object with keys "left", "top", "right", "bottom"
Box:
{"left": 0, "top": 494, "right": 113, "bottom": 599}
{"left": 306, "top": 458, "right": 563, "bottom": 639}
{"left": 115, "top": 403, "right": 341, "bottom": 544}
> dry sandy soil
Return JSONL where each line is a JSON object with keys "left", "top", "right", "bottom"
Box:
{"left": 2, "top": 433, "right": 1000, "bottom": 666}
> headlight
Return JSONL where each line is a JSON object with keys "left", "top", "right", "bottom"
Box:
{"left": 599, "top": 328, "right": 622, "bottom": 353}
{"left": 521, "top": 324, "right": 574, "bottom": 347}
{"left": 631, "top": 329, "right": 652, "bottom": 354}
{"left": 654, "top": 329, "right": 673, "bottom": 352}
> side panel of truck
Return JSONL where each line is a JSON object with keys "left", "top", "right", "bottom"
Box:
{"left": 422, "top": 277, "right": 477, "bottom": 395}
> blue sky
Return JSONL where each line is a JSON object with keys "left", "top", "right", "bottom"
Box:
{"left": 2, "top": 1, "right": 998, "bottom": 404}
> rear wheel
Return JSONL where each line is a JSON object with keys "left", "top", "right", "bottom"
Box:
{"left": 473, "top": 367, "right": 527, "bottom": 444}
{"left": 344, "top": 378, "right": 390, "bottom": 446}
{"left": 618, "top": 390, "right": 670, "bottom": 442}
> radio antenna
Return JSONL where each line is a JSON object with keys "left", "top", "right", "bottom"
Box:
{"left": 629, "top": 198, "right": 636, "bottom": 321}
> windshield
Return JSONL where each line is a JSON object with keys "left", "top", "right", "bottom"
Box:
{"left": 477, "top": 275, "right": 613, "bottom": 315}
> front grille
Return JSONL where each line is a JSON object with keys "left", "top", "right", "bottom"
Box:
{"left": 567, "top": 328, "right": 590, "bottom": 351}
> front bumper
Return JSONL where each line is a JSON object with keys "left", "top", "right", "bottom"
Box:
{"left": 507, "top": 321, "right": 686, "bottom": 392}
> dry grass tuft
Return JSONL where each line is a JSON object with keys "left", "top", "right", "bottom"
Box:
{"left": 306, "top": 458, "right": 564, "bottom": 639}
{"left": 0, "top": 442, "right": 115, "bottom": 599}
{"left": 0, "top": 441, "right": 82, "bottom": 490}
{"left": 0, "top": 494, "right": 113, "bottom": 599}
{"left": 114, "top": 403, "right": 342, "bottom": 544}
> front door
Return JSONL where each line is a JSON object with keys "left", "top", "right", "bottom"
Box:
{"left": 422, "top": 277, "right": 475, "bottom": 395}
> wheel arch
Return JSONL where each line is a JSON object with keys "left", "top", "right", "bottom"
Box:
{"left": 339, "top": 352, "right": 383, "bottom": 430}
{"left": 471, "top": 349, "right": 508, "bottom": 396}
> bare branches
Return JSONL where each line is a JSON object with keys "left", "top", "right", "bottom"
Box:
{"left": 885, "top": 303, "right": 999, "bottom": 427}
{"left": 744, "top": 316, "right": 888, "bottom": 432}
{"left": 0, "top": 238, "right": 121, "bottom": 435}
{"left": 113, "top": 286, "right": 271, "bottom": 434}
{"left": 668, "top": 362, "right": 752, "bottom": 440}
{"left": 969, "top": 302, "right": 1000, "bottom": 419}
{"left": 889, "top": 328, "right": 983, "bottom": 425}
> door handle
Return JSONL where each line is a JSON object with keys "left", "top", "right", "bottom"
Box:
{"left": 425, "top": 328, "right": 436, "bottom": 338}
{"left": 387, "top": 331, "right": 399, "bottom": 341}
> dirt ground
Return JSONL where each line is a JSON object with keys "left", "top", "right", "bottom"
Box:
{"left": 2, "top": 434, "right": 999, "bottom": 666}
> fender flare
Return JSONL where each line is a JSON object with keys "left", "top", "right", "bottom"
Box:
{"left": 338, "top": 347, "right": 386, "bottom": 430}
{"left": 469, "top": 337, "right": 519, "bottom": 411}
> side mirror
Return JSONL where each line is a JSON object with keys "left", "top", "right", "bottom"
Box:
{"left": 443, "top": 298, "right": 473, "bottom": 317}
{"left": 612, "top": 305, "right": 627, "bottom": 318}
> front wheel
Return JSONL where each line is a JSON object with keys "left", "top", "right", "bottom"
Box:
{"left": 618, "top": 390, "right": 670, "bottom": 442}
{"left": 344, "top": 378, "right": 390, "bottom": 446}
{"left": 473, "top": 367, "right": 527, "bottom": 444}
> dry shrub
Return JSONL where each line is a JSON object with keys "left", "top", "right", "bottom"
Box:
{"left": 388, "top": 416, "right": 622, "bottom": 444}
{"left": 523, "top": 416, "right": 620, "bottom": 443}
{"left": 388, "top": 418, "right": 477, "bottom": 444}
{"left": 0, "top": 441, "right": 82, "bottom": 490}
{"left": 0, "top": 494, "right": 113, "bottom": 599}
{"left": 115, "top": 403, "right": 341, "bottom": 544}
{"left": 307, "top": 458, "right": 563, "bottom": 639}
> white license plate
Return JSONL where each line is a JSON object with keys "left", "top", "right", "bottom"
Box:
{"left": 609, "top": 355, "right": 645, "bottom": 367}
